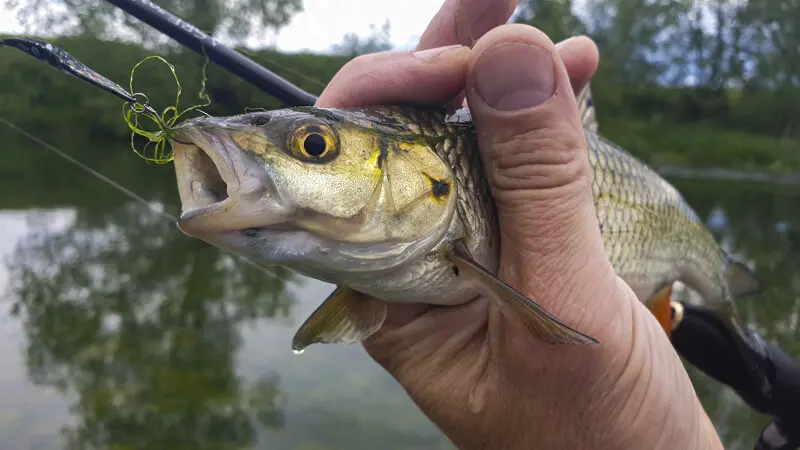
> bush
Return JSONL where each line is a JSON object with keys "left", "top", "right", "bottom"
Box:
{"left": 1, "top": 35, "right": 797, "bottom": 173}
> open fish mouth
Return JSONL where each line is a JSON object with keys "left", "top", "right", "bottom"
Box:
{"left": 170, "top": 122, "right": 290, "bottom": 237}
{"left": 172, "top": 129, "right": 236, "bottom": 219}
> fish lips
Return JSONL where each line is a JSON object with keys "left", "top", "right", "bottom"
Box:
{"left": 171, "top": 124, "right": 290, "bottom": 238}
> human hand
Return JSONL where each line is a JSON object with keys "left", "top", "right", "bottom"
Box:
{"left": 316, "top": 2, "right": 723, "bottom": 449}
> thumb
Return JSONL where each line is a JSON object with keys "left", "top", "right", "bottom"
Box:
{"left": 465, "top": 24, "right": 623, "bottom": 337}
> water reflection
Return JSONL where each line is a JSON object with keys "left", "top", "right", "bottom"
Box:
{"left": 0, "top": 132, "right": 797, "bottom": 449}
{"left": 673, "top": 178, "right": 800, "bottom": 447}
{"left": 6, "top": 201, "right": 294, "bottom": 449}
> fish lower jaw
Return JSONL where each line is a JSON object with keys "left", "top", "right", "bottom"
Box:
{"left": 176, "top": 205, "right": 295, "bottom": 237}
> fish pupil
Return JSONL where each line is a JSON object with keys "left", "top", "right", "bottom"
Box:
{"left": 303, "top": 133, "right": 327, "bottom": 157}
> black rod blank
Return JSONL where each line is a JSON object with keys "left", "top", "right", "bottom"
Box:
{"left": 103, "top": 0, "right": 319, "bottom": 107}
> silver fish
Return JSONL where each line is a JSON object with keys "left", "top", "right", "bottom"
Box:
{"left": 168, "top": 85, "right": 763, "bottom": 358}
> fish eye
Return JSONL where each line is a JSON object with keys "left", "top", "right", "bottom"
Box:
{"left": 303, "top": 133, "right": 327, "bottom": 157}
{"left": 289, "top": 124, "right": 339, "bottom": 164}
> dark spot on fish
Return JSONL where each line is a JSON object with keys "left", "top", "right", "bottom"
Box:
{"left": 242, "top": 228, "right": 262, "bottom": 238}
{"left": 452, "top": 265, "right": 459, "bottom": 276}
{"left": 425, "top": 174, "right": 451, "bottom": 199}
{"left": 376, "top": 138, "right": 388, "bottom": 169}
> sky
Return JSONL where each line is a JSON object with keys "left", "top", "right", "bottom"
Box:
{"left": 0, "top": 0, "right": 448, "bottom": 53}
{"left": 271, "top": 0, "right": 446, "bottom": 52}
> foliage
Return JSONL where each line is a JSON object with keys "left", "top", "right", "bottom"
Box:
{"left": 329, "top": 20, "right": 394, "bottom": 57}
{"left": 3, "top": 0, "right": 303, "bottom": 46}
{"left": 599, "top": 115, "right": 800, "bottom": 173}
{"left": 8, "top": 199, "right": 294, "bottom": 449}
{"left": 0, "top": 34, "right": 798, "bottom": 176}
{"left": 514, "top": 0, "right": 800, "bottom": 137}
{"left": 513, "top": 0, "right": 586, "bottom": 43}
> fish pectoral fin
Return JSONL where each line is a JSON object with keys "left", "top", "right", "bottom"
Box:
{"left": 445, "top": 241, "right": 598, "bottom": 345}
{"left": 291, "top": 285, "right": 387, "bottom": 353}
{"left": 725, "top": 256, "right": 764, "bottom": 298}
{"left": 646, "top": 284, "right": 674, "bottom": 339}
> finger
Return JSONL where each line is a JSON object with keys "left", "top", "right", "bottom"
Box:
{"left": 465, "top": 24, "right": 621, "bottom": 338}
{"left": 316, "top": 46, "right": 470, "bottom": 108}
{"left": 417, "top": 0, "right": 516, "bottom": 108}
{"left": 417, "top": 0, "right": 518, "bottom": 50}
{"left": 556, "top": 36, "right": 599, "bottom": 96}
{"left": 458, "top": 36, "right": 600, "bottom": 108}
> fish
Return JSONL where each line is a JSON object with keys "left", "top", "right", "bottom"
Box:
{"left": 167, "top": 84, "right": 764, "bottom": 362}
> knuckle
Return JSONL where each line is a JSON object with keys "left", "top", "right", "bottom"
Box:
{"left": 484, "top": 125, "right": 592, "bottom": 197}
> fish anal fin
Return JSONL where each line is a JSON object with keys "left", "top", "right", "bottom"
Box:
{"left": 446, "top": 241, "right": 598, "bottom": 345}
{"left": 725, "top": 257, "right": 764, "bottom": 298}
{"left": 646, "top": 284, "right": 674, "bottom": 339}
{"left": 292, "top": 285, "right": 387, "bottom": 353}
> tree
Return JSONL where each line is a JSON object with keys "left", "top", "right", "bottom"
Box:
{"left": 8, "top": 198, "right": 295, "bottom": 449}
{"left": 329, "top": 20, "right": 393, "bottom": 57}
{"left": 581, "top": 0, "right": 690, "bottom": 85}
{"left": 743, "top": 0, "right": 800, "bottom": 137}
{"left": 513, "top": 0, "right": 586, "bottom": 44}
{"left": 4, "top": 0, "right": 303, "bottom": 47}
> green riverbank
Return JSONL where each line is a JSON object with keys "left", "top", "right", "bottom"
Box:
{"left": 2, "top": 35, "right": 799, "bottom": 174}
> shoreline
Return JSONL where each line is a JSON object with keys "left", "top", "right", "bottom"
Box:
{"left": 656, "top": 166, "right": 800, "bottom": 185}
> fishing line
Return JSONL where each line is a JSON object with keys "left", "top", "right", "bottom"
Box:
{"left": 0, "top": 116, "right": 169, "bottom": 218}
{"left": 0, "top": 36, "right": 209, "bottom": 164}
{"left": 0, "top": 115, "right": 296, "bottom": 285}
{"left": 0, "top": 37, "right": 306, "bottom": 283}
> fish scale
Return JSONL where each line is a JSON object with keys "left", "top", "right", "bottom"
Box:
{"left": 586, "top": 131, "right": 727, "bottom": 307}
{"left": 169, "top": 85, "right": 764, "bottom": 357}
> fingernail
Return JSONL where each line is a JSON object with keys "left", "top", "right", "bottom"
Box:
{"left": 413, "top": 44, "right": 464, "bottom": 61}
{"left": 474, "top": 42, "right": 556, "bottom": 111}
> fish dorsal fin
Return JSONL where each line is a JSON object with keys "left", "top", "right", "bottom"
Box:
{"left": 725, "top": 256, "right": 765, "bottom": 299}
{"left": 292, "top": 285, "right": 387, "bottom": 353}
{"left": 445, "top": 241, "right": 598, "bottom": 345}
{"left": 576, "top": 83, "right": 598, "bottom": 133}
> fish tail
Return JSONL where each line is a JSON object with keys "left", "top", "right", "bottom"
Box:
{"left": 724, "top": 253, "right": 765, "bottom": 299}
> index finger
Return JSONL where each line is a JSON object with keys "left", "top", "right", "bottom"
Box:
{"left": 417, "top": 0, "right": 518, "bottom": 50}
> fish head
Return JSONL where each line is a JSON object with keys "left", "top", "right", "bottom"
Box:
{"left": 170, "top": 107, "right": 457, "bottom": 277}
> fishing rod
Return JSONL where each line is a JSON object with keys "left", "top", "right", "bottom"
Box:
{"left": 103, "top": 0, "right": 318, "bottom": 107}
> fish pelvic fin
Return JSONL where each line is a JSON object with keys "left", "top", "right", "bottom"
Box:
{"left": 291, "top": 285, "right": 387, "bottom": 353}
{"left": 725, "top": 255, "right": 765, "bottom": 299}
{"left": 446, "top": 240, "right": 598, "bottom": 345}
{"left": 576, "top": 83, "right": 598, "bottom": 133}
{"left": 645, "top": 284, "right": 674, "bottom": 339}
